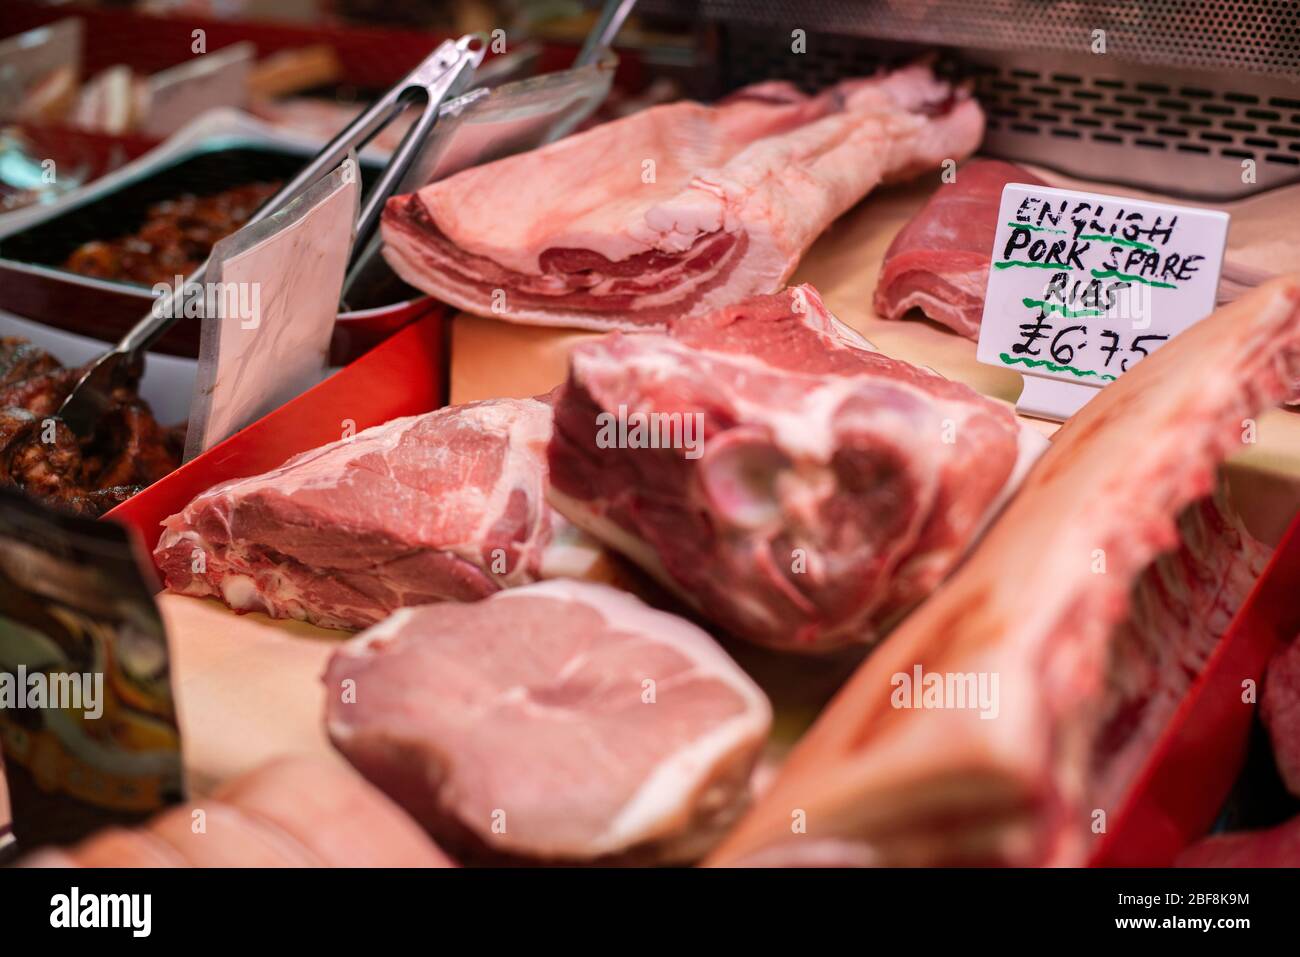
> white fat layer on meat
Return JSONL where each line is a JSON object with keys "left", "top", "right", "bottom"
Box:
{"left": 381, "top": 66, "right": 982, "bottom": 332}
{"left": 382, "top": 226, "right": 746, "bottom": 329}
{"left": 971, "top": 418, "right": 1051, "bottom": 541}
{"left": 574, "top": 337, "right": 961, "bottom": 465}
{"left": 491, "top": 580, "right": 772, "bottom": 855}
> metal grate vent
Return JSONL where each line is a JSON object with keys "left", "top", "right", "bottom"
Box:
{"left": 692, "top": 0, "right": 1300, "bottom": 78}
{"left": 958, "top": 49, "right": 1300, "bottom": 197}
{"left": 973, "top": 62, "right": 1300, "bottom": 171}
{"left": 708, "top": 22, "right": 1300, "bottom": 198}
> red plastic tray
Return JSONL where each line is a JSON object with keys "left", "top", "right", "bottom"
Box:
{"left": 1092, "top": 507, "right": 1300, "bottom": 865}
{"left": 106, "top": 308, "right": 447, "bottom": 554}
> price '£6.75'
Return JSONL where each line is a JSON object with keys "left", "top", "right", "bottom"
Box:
{"left": 976, "top": 183, "right": 1228, "bottom": 417}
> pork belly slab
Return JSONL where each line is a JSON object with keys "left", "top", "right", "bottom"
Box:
{"left": 155, "top": 397, "right": 603, "bottom": 630}
{"left": 381, "top": 64, "right": 983, "bottom": 330}
{"left": 546, "top": 284, "right": 1045, "bottom": 653}
{"left": 324, "top": 581, "right": 772, "bottom": 864}
{"left": 707, "top": 277, "right": 1300, "bottom": 867}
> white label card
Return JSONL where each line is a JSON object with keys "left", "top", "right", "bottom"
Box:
{"left": 976, "top": 183, "right": 1228, "bottom": 420}
{"left": 183, "top": 160, "right": 359, "bottom": 461}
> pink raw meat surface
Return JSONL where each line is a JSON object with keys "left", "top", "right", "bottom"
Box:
{"left": 154, "top": 396, "right": 601, "bottom": 630}
{"left": 873, "top": 159, "right": 1046, "bottom": 338}
{"left": 1176, "top": 815, "right": 1300, "bottom": 867}
{"left": 546, "top": 283, "right": 1045, "bottom": 652}
{"left": 1262, "top": 635, "right": 1300, "bottom": 797}
{"left": 708, "top": 277, "right": 1300, "bottom": 868}
{"left": 323, "top": 580, "right": 772, "bottom": 864}
{"left": 381, "top": 63, "right": 983, "bottom": 330}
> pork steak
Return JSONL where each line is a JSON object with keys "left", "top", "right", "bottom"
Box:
{"left": 546, "top": 284, "right": 1044, "bottom": 652}
{"left": 382, "top": 64, "right": 983, "bottom": 330}
{"left": 155, "top": 397, "right": 603, "bottom": 630}
{"left": 323, "top": 580, "right": 772, "bottom": 864}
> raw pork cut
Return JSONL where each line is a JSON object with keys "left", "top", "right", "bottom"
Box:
{"left": 1176, "top": 816, "right": 1300, "bottom": 867}
{"left": 154, "top": 397, "right": 603, "bottom": 630}
{"left": 1262, "top": 635, "right": 1300, "bottom": 796}
{"left": 874, "top": 159, "right": 1270, "bottom": 340}
{"left": 546, "top": 284, "right": 1044, "bottom": 652}
{"left": 874, "top": 159, "right": 1046, "bottom": 338}
{"left": 22, "top": 756, "right": 453, "bottom": 868}
{"left": 707, "top": 277, "right": 1300, "bottom": 867}
{"left": 324, "top": 580, "right": 771, "bottom": 864}
{"left": 381, "top": 64, "right": 983, "bottom": 330}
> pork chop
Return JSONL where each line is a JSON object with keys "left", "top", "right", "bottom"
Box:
{"left": 323, "top": 580, "right": 772, "bottom": 864}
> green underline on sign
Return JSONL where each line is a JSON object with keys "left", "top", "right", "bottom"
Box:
{"left": 1021, "top": 297, "right": 1104, "bottom": 318}
{"left": 1089, "top": 267, "right": 1177, "bottom": 288}
{"left": 1079, "top": 233, "right": 1155, "bottom": 252}
{"left": 999, "top": 352, "right": 1117, "bottom": 381}
{"left": 1006, "top": 221, "right": 1068, "bottom": 234}
{"left": 993, "top": 260, "right": 1073, "bottom": 271}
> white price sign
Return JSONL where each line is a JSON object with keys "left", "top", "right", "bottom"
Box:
{"left": 976, "top": 183, "right": 1228, "bottom": 420}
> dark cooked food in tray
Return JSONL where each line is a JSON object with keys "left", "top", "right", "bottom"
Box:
{"left": 0, "top": 338, "right": 181, "bottom": 515}
{"left": 62, "top": 181, "right": 281, "bottom": 287}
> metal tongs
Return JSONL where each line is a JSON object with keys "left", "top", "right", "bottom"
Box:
{"left": 58, "top": 34, "right": 487, "bottom": 437}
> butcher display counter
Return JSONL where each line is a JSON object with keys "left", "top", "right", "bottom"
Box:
{"left": 2, "top": 0, "right": 1300, "bottom": 886}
